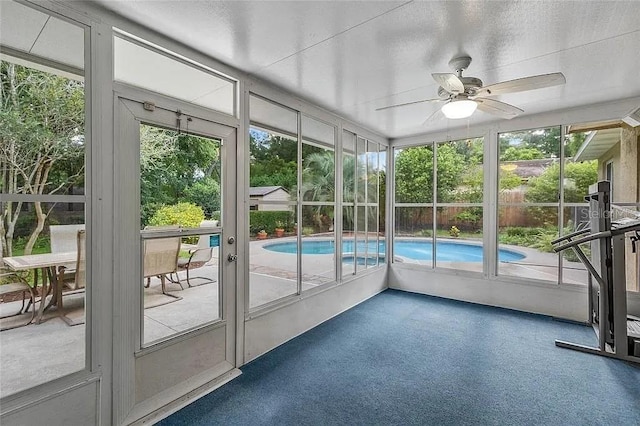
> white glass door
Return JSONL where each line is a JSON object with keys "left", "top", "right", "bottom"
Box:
{"left": 114, "top": 95, "right": 238, "bottom": 423}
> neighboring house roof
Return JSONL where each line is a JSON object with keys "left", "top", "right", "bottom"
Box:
{"left": 502, "top": 159, "right": 557, "bottom": 179}
{"left": 574, "top": 127, "right": 621, "bottom": 162}
{"left": 249, "top": 186, "right": 289, "bottom": 197}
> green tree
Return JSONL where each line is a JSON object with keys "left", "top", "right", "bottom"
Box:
{"left": 526, "top": 160, "right": 597, "bottom": 203}
{"left": 395, "top": 146, "right": 433, "bottom": 203}
{"left": 249, "top": 132, "right": 298, "bottom": 190}
{"left": 500, "top": 146, "right": 544, "bottom": 161}
{"left": 499, "top": 127, "right": 561, "bottom": 158}
{"left": 301, "top": 149, "right": 335, "bottom": 202}
{"left": 1, "top": 62, "right": 84, "bottom": 255}
{"left": 564, "top": 132, "right": 587, "bottom": 158}
{"left": 184, "top": 177, "right": 220, "bottom": 218}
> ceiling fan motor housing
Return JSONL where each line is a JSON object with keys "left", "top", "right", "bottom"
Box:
{"left": 437, "top": 76, "right": 483, "bottom": 98}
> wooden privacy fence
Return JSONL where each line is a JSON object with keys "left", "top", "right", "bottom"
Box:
{"left": 395, "top": 190, "right": 589, "bottom": 232}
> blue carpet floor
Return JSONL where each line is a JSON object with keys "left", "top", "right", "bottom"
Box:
{"left": 159, "top": 289, "right": 640, "bottom": 426}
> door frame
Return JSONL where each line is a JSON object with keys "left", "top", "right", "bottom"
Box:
{"left": 113, "top": 85, "right": 240, "bottom": 424}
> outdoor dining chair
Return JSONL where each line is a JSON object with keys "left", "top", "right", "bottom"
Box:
{"left": 59, "top": 229, "right": 86, "bottom": 292}
{"left": 50, "top": 224, "right": 85, "bottom": 283}
{"left": 174, "top": 234, "right": 217, "bottom": 287}
{"left": 0, "top": 270, "right": 36, "bottom": 330}
{"left": 143, "top": 226, "right": 181, "bottom": 297}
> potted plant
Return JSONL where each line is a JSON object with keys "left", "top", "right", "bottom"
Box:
{"left": 257, "top": 229, "right": 268, "bottom": 240}
{"left": 274, "top": 221, "right": 285, "bottom": 237}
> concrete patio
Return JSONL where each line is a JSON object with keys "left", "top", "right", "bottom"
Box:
{"left": 0, "top": 237, "right": 587, "bottom": 398}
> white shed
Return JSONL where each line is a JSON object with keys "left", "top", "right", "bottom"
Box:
{"left": 249, "top": 186, "right": 291, "bottom": 211}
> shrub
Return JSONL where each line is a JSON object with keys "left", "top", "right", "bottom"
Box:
{"left": 249, "top": 210, "right": 294, "bottom": 234}
{"left": 149, "top": 202, "right": 205, "bottom": 228}
{"left": 449, "top": 226, "right": 460, "bottom": 237}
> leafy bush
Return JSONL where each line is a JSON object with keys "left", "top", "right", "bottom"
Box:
{"left": 499, "top": 226, "right": 553, "bottom": 247}
{"left": 149, "top": 202, "right": 204, "bottom": 228}
{"left": 249, "top": 210, "right": 294, "bottom": 234}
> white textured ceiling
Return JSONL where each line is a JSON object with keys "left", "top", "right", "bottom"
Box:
{"left": 91, "top": 1, "right": 640, "bottom": 137}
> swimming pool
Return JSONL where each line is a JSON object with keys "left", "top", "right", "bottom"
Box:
{"left": 262, "top": 240, "right": 525, "bottom": 262}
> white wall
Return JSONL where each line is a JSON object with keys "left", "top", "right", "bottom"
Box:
{"left": 245, "top": 269, "right": 387, "bottom": 362}
{"left": 389, "top": 265, "right": 587, "bottom": 321}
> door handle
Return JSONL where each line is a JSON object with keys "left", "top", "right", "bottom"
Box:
{"left": 227, "top": 254, "right": 238, "bottom": 262}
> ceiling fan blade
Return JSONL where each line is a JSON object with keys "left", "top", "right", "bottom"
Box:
{"left": 421, "top": 108, "right": 442, "bottom": 126}
{"left": 431, "top": 73, "right": 464, "bottom": 94}
{"left": 475, "top": 98, "right": 523, "bottom": 119}
{"left": 474, "top": 72, "right": 566, "bottom": 97}
{"left": 375, "top": 97, "right": 442, "bottom": 111}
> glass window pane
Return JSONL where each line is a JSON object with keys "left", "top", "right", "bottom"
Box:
{"left": 342, "top": 206, "right": 355, "bottom": 277}
{"left": 366, "top": 206, "right": 379, "bottom": 268}
{"left": 114, "top": 36, "right": 234, "bottom": 116}
{"left": 1, "top": 202, "right": 86, "bottom": 397}
{"left": 497, "top": 206, "right": 559, "bottom": 283}
{"left": 435, "top": 207, "right": 483, "bottom": 273}
{"left": 357, "top": 137, "right": 367, "bottom": 203}
{"left": 379, "top": 145, "right": 387, "bottom": 256}
{"left": 139, "top": 124, "right": 222, "bottom": 345}
{"left": 249, "top": 209, "right": 297, "bottom": 309}
{"left": 561, "top": 206, "right": 589, "bottom": 285}
{"left": 142, "top": 229, "right": 221, "bottom": 345}
{"left": 437, "top": 138, "right": 483, "bottom": 204}
{"left": 563, "top": 130, "right": 599, "bottom": 203}
{"left": 301, "top": 205, "right": 335, "bottom": 286}
{"left": 140, "top": 125, "right": 221, "bottom": 227}
{"left": 302, "top": 117, "right": 335, "bottom": 202}
{"left": 394, "top": 207, "right": 433, "bottom": 267}
{"left": 343, "top": 130, "right": 356, "bottom": 203}
{"left": 356, "top": 205, "right": 367, "bottom": 267}
{"left": 249, "top": 97, "right": 298, "bottom": 206}
{"left": 498, "top": 127, "right": 561, "bottom": 203}
{"left": 249, "top": 126, "right": 297, "bottom": 202}
{"left": 367, "top": 141, "right": 379, "bottom": 204}
{"left": 302, "top": 115, "right": 335, "bottom": 149}
{"left": 0, "top": 62, "right": 85, "bottom": 196}
{"left": 394, "top": 145, "right": 433, "bottom": 203}
{"left": 250, "top": 95, "right": 297, "bottom": 138}
{"left": 1, "top": 5, "right": 86, "bottom": 397}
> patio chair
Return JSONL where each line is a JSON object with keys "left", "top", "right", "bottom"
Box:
{"left": 0, "top": 270, "right": 36, "bottom": 330}
{"left": 50, "top": 224, "right": 85, "bottom": 282}
{"left": 174, "top": 233, "right": 217, "bottom": 287}
{"left": 143, "top": 226, "right": 181, "bottom": 297}
{"left": 60, "top": 230, "right": 86, "bottom": 292}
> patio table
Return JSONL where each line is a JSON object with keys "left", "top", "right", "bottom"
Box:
{"left": 2, "top": 252, "right": 76, "bottom": 324}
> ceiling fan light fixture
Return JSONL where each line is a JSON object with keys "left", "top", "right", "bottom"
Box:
{"left": 441, "top": 99, "right": 477, "bottom": 119}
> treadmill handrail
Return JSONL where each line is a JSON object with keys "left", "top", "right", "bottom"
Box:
{"left": 551, "top": 228, "right": 591, "bottom": 245}
{"left": 553, "top": 230, "right": 612, "bottom": 253}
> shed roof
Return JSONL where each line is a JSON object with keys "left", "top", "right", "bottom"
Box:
{"left": 502, "top": 159, "right": 556, "bottom": 179}
{"left": 249, "top": 186, "right": 289, "bottom": 196}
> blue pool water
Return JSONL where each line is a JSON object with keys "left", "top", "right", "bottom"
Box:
{"left": 263, "top": 240, "right": 524, "bottom": 262}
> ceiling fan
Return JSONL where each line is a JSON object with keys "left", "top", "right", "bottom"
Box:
{"left": 376, "top": 56, "right": 566, "bottom": 120}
